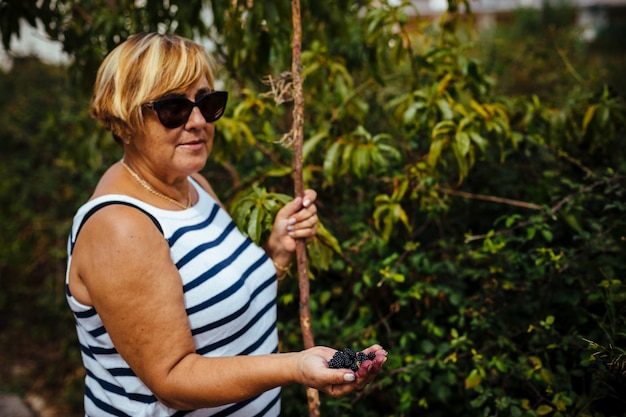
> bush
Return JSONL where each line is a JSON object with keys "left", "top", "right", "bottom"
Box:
{"left": 1, "top": 1, "right": 625, "bottom": 416}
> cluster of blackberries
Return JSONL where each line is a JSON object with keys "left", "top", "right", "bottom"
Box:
{"left": 328, "top": 348, "right": 376, "bottom": 371}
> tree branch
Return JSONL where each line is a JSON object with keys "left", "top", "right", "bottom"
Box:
{"left": 438, "top": 187, "right": 543, "bottom": 211}
{"left": 464, "top": 175, "right": 624, "bottom": 242}
{"left": 291, "top": 1, "right": 320, "bottom": 415}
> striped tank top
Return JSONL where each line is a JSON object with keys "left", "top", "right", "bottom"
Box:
{"left": 65, "top": 178, "right": 281, "bottom": 416}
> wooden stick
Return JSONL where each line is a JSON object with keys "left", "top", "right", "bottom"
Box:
{"left": 291, "top": 0, "right": 320, "bottom": 416}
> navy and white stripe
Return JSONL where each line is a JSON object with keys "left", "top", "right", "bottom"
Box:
{"left": 66, "top": 178, "right": 280, "bottom": 417}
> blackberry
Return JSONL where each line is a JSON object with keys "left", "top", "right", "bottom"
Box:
{"left": 328, "top": 348, "right": 377, "bottom": 371}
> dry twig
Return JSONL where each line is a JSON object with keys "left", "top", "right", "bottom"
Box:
{"left": 290, "top": 0, "right": 320, "bottom": 415}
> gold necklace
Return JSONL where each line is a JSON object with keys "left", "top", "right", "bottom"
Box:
{"left": 120, "top": 159, "right": 191, "bottom": 210}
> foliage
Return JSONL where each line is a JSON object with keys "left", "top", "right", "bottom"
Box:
{"left": 478, "top": 0, "right": 626, "bottom": 100}
{"left": 0, "top": 56, "right": 120, "bottom": 411}
{"left": 1, "top": 1, "right": 626, "bottom": 416}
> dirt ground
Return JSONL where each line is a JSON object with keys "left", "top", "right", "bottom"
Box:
{"left": 0, "top": 329, "right": 83, "bottom": 417}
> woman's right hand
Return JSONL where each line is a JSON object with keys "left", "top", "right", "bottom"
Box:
{"left": 295, "top": 345, "right": 388, "bottom": 398}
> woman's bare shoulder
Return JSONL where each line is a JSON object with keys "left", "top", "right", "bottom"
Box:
{"left": 89, "top": 162, "right": 137, "bottom": 200}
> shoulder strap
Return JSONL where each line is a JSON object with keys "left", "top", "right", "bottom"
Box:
{"left": 70, "top": 201, "right": 164, "bottom": 255}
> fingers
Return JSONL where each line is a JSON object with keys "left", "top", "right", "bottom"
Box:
{"left": 328, "top": 369, "right": 357, "bottom": 385}
{"left": 361, "top": 345, "right": 388, "bottom": 375}
{"left": 281, "top": 189, "right": 317, "bottom": 216}
{"left": 279, "top": 190, "right": 318, "bottom": 239}
{"left": 314, "top": 345, "right": 388, "bottom": 397}
{"left": 320, "top": 363, "right": 381, "bottom": 397}
{"left": 287, "top": 215, "right": 318, "bottom": 239}
{"left": 301, "top": 189, "right": 317, "bottom": 208}
{"left": 267, "top": 190, "right": 319, "bottom": 256}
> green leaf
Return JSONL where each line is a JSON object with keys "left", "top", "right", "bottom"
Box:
{"left": 582, "top": 104, "right": 597, "bottom": 134}
{"left": 451, "top": 141, "right": 469, "bottom": 181}
{"left": 541, "top": 229, "right": 553, "bottom": 242}
{"left": 465, "top": 369, "right": 482, "bottom": 390}
{"left": 264, "top": 166, "right": 292, "bottom": 178}
{"left": 353, "top": 145, "right": 371, "bottom": 178}
{"left": 436, "top": 97, "right": 454, "bottom": 120}
{"left": 469, "top": 132, "right": 488, "bottom": 153}
{"left": 247, "top": 205, "right": 261, "bottom": 243}
{"left": 432, "top": 120, "right": 456, "bottom": 139}
{"left": 232, "top": 198, "right": 255, "bottom": 227}
{"left": 404, "top": 101, "right": 426, "bottom": 125}
{"left": 316, "top": 222, "right": 342, "bottom": 255}
{"left": 537, "top": 405, "right": 553, "bottom": 416}
{"left": 455, "top": 131, "right": 470, "bottom": 157}
{"left": 323, "top": 141, "right": 342, "bottom": 184}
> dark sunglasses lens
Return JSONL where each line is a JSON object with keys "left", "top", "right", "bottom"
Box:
{"left": 151, "top": 92, "right": 228, "bottom": 128}
{"left": 155, "top": 98, "right": 193, "bottom": 128}
{"left": 198, "top": 92, "right": 228, "bottom": 123}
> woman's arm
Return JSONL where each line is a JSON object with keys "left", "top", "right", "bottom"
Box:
{"left": 69, "top": 204, "right": 385, "bottom": 410}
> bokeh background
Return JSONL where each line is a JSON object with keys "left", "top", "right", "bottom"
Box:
{"left": 1, "top": 1, "right": 625, "bottom": 416}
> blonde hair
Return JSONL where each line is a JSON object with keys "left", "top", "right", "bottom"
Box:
{"left": 89, "top": 32, "right": 217, "bottom": 141}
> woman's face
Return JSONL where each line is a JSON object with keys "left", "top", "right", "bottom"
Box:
{"left": 130, "top": 76, "right": 216, "bottom": 181}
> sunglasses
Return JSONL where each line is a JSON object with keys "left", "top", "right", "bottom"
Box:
{"left": 142, "top": 91, "right": 228, "bottom": 129}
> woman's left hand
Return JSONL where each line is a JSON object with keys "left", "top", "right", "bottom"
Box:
{"left": 266, "top": 189, "right": 318, "bottom": 260}
{"left": 294, "top": 344, "right": 388, "bottom": 398}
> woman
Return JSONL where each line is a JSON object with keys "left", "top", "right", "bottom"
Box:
{"left": 66, "top": 32, "right": 387, "bottom": 416}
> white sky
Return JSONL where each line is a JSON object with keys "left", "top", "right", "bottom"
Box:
{"left": 0, "top": 20, "right": 68, "bottom": 71}
{"left": 429, "top": 0, "right": 448, "bottom": 11}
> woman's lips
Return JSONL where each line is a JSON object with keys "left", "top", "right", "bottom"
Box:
{"left": 178, "top": 140, "right": 205, "bottom": 150}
